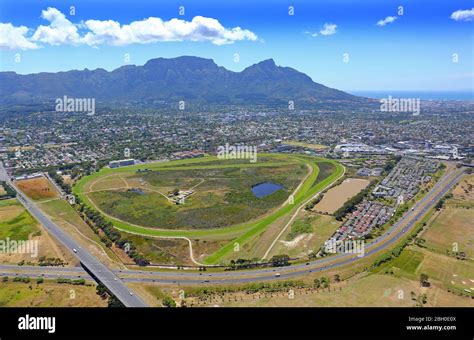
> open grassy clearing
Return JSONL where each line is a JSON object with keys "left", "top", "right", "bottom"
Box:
{"left": 268, "top": 212, "right": 342, "bottom": 258}
{"left": 421, "top": 206, "right": 473, "bottom": 258}
{"left": 373, "top": 245, "right": 474, "bottom": 297}
{"left": 15, "top": 176, "right": 59, "bottom": 201}
{"left": 0, "top": 280, "right": 106, "bottom": 307}
{"left": 418, "top": 174, "right": 473, "bottom": 258}
{"left": 282, "top": 140, "right": 329, "bottom": 150}
{"left": 0, "top": 199, "right": 39, "bottom": 241}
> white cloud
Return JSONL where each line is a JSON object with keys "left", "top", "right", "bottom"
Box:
{"left": 0, "top": 7, "right": 258, "bottom": 49}
{"left": 81, "top": 16, "right": 257, "bottom": 46}
{"left": 319, "top": 23, "right": 337, "bottom": 36}
{"left": 451, "top": 8, "right": 474, "bottom": 22}
{"left": 0, "top": 23, "right": 39, "bottom": 50}
{"left": 303, "top": 30, "right": 318, "bottom": 37}
{"left": 31, "top": 7, "right": 80, "bottom": 45}
{"left": 376, "top": 16, "right": 398, "bottom": 27}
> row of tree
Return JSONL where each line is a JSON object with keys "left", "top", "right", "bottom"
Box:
{"left": 48, "top": 171, "right": 72, "bottom": 195}
{"left": 334, "top": 180, "right": 377, "bottom": 221}
{"left": 74, "top": 195, "right": 150, "bottom": 266}
{"left": 0, "top": 181, "right": 16, "bottom": 198}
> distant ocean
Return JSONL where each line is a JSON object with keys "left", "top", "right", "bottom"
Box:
{"left": 349, "top": 90, "right": 473, "bottom": 101}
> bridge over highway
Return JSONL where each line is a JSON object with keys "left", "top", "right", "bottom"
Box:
{"left": 0, "top": 162, "right": 148, "bottom": 307}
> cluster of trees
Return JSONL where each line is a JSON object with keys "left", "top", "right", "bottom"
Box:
{"left": 228, "top": 258, "right": 260, "bottom": 270}
{"left": 162, "top": 296, "right": 177, "bottom": 307}
{"left": 12, "top": 276, "right": 30, "bottom": 283}
{"left": 0, "top": 181, "right": 16, "bottom": 198}
{"left": 419, "top": 273, "right": 430, "bottom": 287}
{"left": 226, "top": 255, "right": 291, "bottom": 270}
{"left": 270, "top": 254, "right": 290, "bottom": 267}
{"left": 410, "top": 291, "right": 428, "bottom": 306}
{"left": 334, "top": 180, "right": 377, "bottom": 221}
{"left": 383, "top": 155, "right": 402, "bottom": 175}
{"left": 75, "top": 196, "right": 150, "bottom": 266}
{"left": 48, "top": 171, "right": 71, "bottom": 195}
{"left": 38, "top": 256, "right": 67, "bottom": 267}
{"left": 187, "top": 280, "right": 306, "bottom": 299}
{"left": 57, "top": 277, "right": 85, "bottom": 285}
{"left": 96, "top": 283, "right": 125, "bottom": 308}
{"left": 305, "top": 195, "right": 323, "bottom": 211}
{"left": 313, "top": 276, "right": 331, "bottom": 289}
{"left": 372, "top": 219, "right": 426, "bottom": 268}
{"left": 435, "top": 193, "right": 453, "bottom": 210}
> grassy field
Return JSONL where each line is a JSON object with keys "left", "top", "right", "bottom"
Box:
{"left": 138, "top": 271, "right": 472, "bottom": 307}
{"left": 88, "top": 162, "right": 306, "bottom": 230}
{"left": 0, "top": 280, "right": 106, "bottom": 307}
{"left": 0, "top": 199, "right": 39, "bottom": 241}
{"left": 269, "top": 213, "right": 342, "bottom": 258}
{"left": 16, "top": 176, "right": 59, "bottom": 201}
{"left": 283, "top": 140, "right": 329, "bottom": 150}
{"left": 419, "top": 174, "right": 474, "bottom": 259}
{"left": 0, "top": 199, "right": 72, "bottom": 265}
{"left": 421, "top": 207, "right": 473, "bottom": 258}
{"left": 369, "top": 175, "right": 474, "bottom": 301}
{"left": 74, "top": 154, "right": 344, "bottom": 264}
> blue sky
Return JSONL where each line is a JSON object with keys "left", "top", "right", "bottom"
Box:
{"left": 0, "top": 0, "right": 472, "bottom": 91}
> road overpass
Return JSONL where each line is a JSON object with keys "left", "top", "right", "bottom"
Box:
{"left": 0, "top": 162, "right": 148, "bottom": 307}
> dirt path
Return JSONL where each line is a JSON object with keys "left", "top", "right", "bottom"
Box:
{"left": 262, "top": 164, "right": 346, "bottom": 259}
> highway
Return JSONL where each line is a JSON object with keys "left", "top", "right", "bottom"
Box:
{"left": 0, "top": 166, "right": 465, "bottom": 287}
{"left": 0, "top": 163, "right": 148, "bottom": 307}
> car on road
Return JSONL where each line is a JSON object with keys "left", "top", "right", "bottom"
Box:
{"left": 73, "top": 248, "right": 77, "bottom": 253}
{"left": 275, "top": 273, "right": 281, "bottom": 277}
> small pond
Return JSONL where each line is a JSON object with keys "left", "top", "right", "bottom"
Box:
{"left": 251, "top": 182, "right": 283, "bottom": 198}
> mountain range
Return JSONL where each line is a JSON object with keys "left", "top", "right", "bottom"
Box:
{"left": 0, "top": 56, "right": 370, "bottom": 108}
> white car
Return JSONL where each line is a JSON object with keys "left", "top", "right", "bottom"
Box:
{"left": 275, "top": 273, "right": 281, "bottom": 277}
{"left": 73, "top": 248, "right": 77, "bottom": 253}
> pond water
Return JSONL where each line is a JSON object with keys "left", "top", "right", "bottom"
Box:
{"left": 251, "top": 182, "right": 283, "bottom": 198}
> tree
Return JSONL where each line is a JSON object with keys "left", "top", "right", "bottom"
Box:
{"left": 420, "top": 273, "right": 429, "bottom": 287}
{"left": 320, "top": 276, "right": 330, "bottom": 289}
{"left": 162, "top": 296, "right": 176, "bottom": 307}
{"left": 313, "top": 278, "right": 321, "bottom": 289}
{"left": 270, "top": 254, "right": 290, "bottom": 267}
{"left": 419, "top": 293, "right": 428, "bottom": 305}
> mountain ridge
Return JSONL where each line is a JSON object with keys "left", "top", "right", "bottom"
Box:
{"left": 0, "top": 56, "right": 370, "bottom": 108}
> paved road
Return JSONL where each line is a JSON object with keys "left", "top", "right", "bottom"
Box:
{"left": 0, "top": 162, "right": 148, "bottom": 307}
{"left": 0, "top": 167, "right": 464, "bottom": 287}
